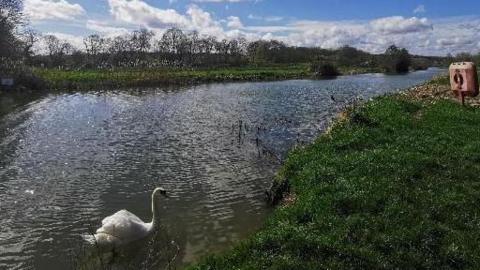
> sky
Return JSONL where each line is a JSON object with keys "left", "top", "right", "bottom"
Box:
{"left": 24, "top": 0, "right": 480, "bottom": 56}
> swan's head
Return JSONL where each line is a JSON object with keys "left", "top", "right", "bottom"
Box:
{"left": 153, "top": 187, "right": 168, "bottom": 198}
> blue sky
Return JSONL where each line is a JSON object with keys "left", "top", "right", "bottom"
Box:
{"left": 25, "top": 0, "right": 480, "bottom": 56}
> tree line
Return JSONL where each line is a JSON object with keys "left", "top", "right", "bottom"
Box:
{"left": 31, "top": 29, "right": 447, "bottom": 74}
{"left": 1, "top": 0, "right": 477, "bottom": 77}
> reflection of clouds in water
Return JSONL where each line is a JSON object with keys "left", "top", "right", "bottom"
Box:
{"left": 0, "top": 68, "right": 443, "bottom": 269}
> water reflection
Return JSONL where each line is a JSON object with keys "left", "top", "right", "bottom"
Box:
{"left": 0, "top": 69, "right": 443, "bottom": 269}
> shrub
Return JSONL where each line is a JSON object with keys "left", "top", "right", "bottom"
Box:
{"left": 381, "top": 45, "right": 411, "bottom": 73}
{"left": 0, "top": 58, "right": 46, "bottom": 90}
{"left": 309, "top": 61, "right": 340, "bottom": 77}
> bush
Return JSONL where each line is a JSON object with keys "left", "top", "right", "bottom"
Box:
{"left": 412, "top": 58, "right": 429, "bottom": 71}
{"left": 382, "top": 45, "right": 411, "bottom": 73}
{"left": 0, "top": 58, "right": 46, "bottom": 90}
{"left": 309, "top": 61, "right": 340, "bottom": 77}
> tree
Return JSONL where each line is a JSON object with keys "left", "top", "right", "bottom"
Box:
{"left": 21, "top": 28, "right": 40, "bottom": 63}
{"left": 382, "top": 45, "right": 411, "bottom": 73}
{"left": 0, "top": 0, "right": 23, "bottom": 58}
{"left": 310, "top": 61, "right": 340, "bottom": 77}
{"left": 337, "top": 45, "right": 368, "bottom": 67}
{"left": 158, "top": 28, "right": 187, "bottom": 54}
{"left": 84, "top": 34, "right": 105, "bottom": 56}
{"left": 44, "top": 35, "right": 75, "bottom": 67}
{"left": 131, "top": 28, "right": 154, "bottom": 53}
{"left": 83, "top": 34, "right": 108, "bottom": 67}
{"left": 107, "top": 35, "right": 131, "bottom": 66}
{"left": 455, "top": 52, "right": 473, "bottom": 62}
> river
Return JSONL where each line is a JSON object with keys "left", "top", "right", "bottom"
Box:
{"left": 0, "top": 69, "right": 443, "bottom": 269}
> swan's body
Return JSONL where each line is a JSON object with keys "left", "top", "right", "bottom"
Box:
{"left": 87, "top": 188, "right": 167, "bottom": 248}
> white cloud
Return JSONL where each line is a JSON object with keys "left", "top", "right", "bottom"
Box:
{"left": 108, "top": 0, "right": 190, "bottom": 28}
{"left": 248, "top": 14, "right": 284, "bottom": 22}
{"left": 186, "top": 4, "right": 226, "bottom": 37}
{"left": 370, "top": 16, "right": 432, "bottom": 34}
{"left": 192, "top": 0, "right": 251, "bottom": 2}
{"left": 227, "top": 16, "right": 243, "bottom": 29}
{"left": 28, "top": 0, "right": 480, "bottom": 56}
{"left": 85, "top": 20, "right": 130, "bottom": 36}
{"left": 107, "top": 0, "right": 226, "bottom": 37}
{"left": 414, "top": 5, "right": 426, "bottom": 14}
{"left": 24, "top": 0, "right": 85, "bottom": 21}
{"left": 35, "top": 32, "right": 84, "bottom": 54}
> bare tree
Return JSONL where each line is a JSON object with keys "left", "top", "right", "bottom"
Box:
{"left": 44, "top": 35, "right": 76, "bottom": 67}
{"left": 83, "top": 34, "right": 105, "bottom": 56}
{"left": 21, "top": 28, "right": 40, "bottom": 63}
{"left": 131, "top": 28, "right": 154, "bottom": 53}
{"left": 158, "top": 28, "right": 187, "bottom": 54}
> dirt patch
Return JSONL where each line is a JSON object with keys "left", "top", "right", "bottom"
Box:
{"left": 401, "top": 78, "right": 480, "bottom": 107}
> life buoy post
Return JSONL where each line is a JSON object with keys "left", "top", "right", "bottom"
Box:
{"left": 449, "top": 62, "right": 479, "bottom": 105}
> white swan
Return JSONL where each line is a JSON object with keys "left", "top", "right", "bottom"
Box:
{"left": 87, "top": 188, "right": 168, "bottom": 248}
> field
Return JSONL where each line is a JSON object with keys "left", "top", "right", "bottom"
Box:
{"left": 33, "top": 64, "right": 392, "bottom": 90}
{"left": 34, "top": 65, "right": 311, "bottom": 90}
{"left": 188, "top": 80, "right": 480, "bottom": 269}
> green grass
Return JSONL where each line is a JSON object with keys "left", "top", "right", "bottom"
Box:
{"left": 34, "top": 65, "right": 311, "bottom": 90}
{"left": 189, "top": 95, "right": 480, "bottom": 269}
{"left": 34, "top": 64, "right": 389, "bottom": 90}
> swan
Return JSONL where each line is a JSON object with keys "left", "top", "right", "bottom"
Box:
{"left": 86, "top": 188, "right": 168, "bottom": 248}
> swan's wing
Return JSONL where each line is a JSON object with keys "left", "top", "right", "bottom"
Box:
{"left": 97, "top": 209, "right": 150, "bottom": 242}
{"left": 101, "top": 209, "right": 143, "bottom": 225}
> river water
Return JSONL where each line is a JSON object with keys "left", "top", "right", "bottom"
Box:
{"left": 0, "top": 69, "right": 443, "bottom": 269}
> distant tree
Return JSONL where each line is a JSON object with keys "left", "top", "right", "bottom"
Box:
{"left": 382, "top": 45, "right": 411, "bottom": 73}
{"left": 131, "top": 28, "right": 154, "bottom": 53}
{"left": 44, "top": 35, "right": 75, "bottom": 67}
{"left": 310, "top": 61, "right": 340, "bottom": 77}
{"left": 84, "top": 34, "right": 105, "bottom": 56}
{"left": 21, "top": 28, "right": 40, "bottom": 63}
{"left": 474, "top": 52, "right": 480, "bottom": 65}
{"left": 107, "top": 35, "right": 131, "bottom": 66}
{"left": 411, "top": 57, "right": 429, "bottom": 71}
{"left": 247, "top": 41, "right": 264, "bottom": 64}
{"left": 158, "top": 28, "right": 187, "bottom": 54}
{"left": 337, "top": 46, "right": 369, "bottom": 67}
{"left": 84, "top": 34, "right": 109, "bottom": 67}
{"left": 455, "top": 52, "right": 473, "bottom": 62}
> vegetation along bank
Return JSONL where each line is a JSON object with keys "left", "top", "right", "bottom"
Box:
{"left": 188, "top": 76, "right": 480, "bottom": 269}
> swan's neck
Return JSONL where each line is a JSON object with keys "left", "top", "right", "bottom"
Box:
{"left": 151, "top": 194, "right": 160, "bottom": 230}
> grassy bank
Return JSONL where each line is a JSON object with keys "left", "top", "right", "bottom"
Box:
{"left": 34, "top": 65, "right": 311, "bottom": 90}
{"left": 34, "top": 64, "right": 388, "bottom": 90}
{"left": 189, "top": 82, "right": 480, "bottom": 269}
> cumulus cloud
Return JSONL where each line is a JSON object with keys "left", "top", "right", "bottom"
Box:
{"left": 35, "top": 32, "right": 85, "bottom": 54}
{"left": 370, "top": 16, "right": 432, "bottom": 34}
{"left": 227, "top": 16, "right": 243, "bottom": 29}
{"left": 104, "top": 0, "right": 479, "bottom": 56}
{"left": 85, "top": 20, "right": 130, "bottom": 36}
{"left": 106, "top": 0, "right": 226, "bottom": 37}
{"left": 192, "top": 0, "right": 251, "bottom": 2}
{"left": 27, "top": 0, "right": 480, "bottom": 56}
{"left": 108, "top": 0, "right": 190, "bottom": 28}
{"left": 24, "top": 0, "right": 85, "bottom": 21}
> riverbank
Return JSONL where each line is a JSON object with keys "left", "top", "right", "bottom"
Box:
{"left": 33, "top": 65, "right": 383, "bottom": 90}
{"left": 34, "top": 65, "right": 309, "bottom": 90}
{"left": 189, "top": 77, "right": 480, "bottom": 269}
